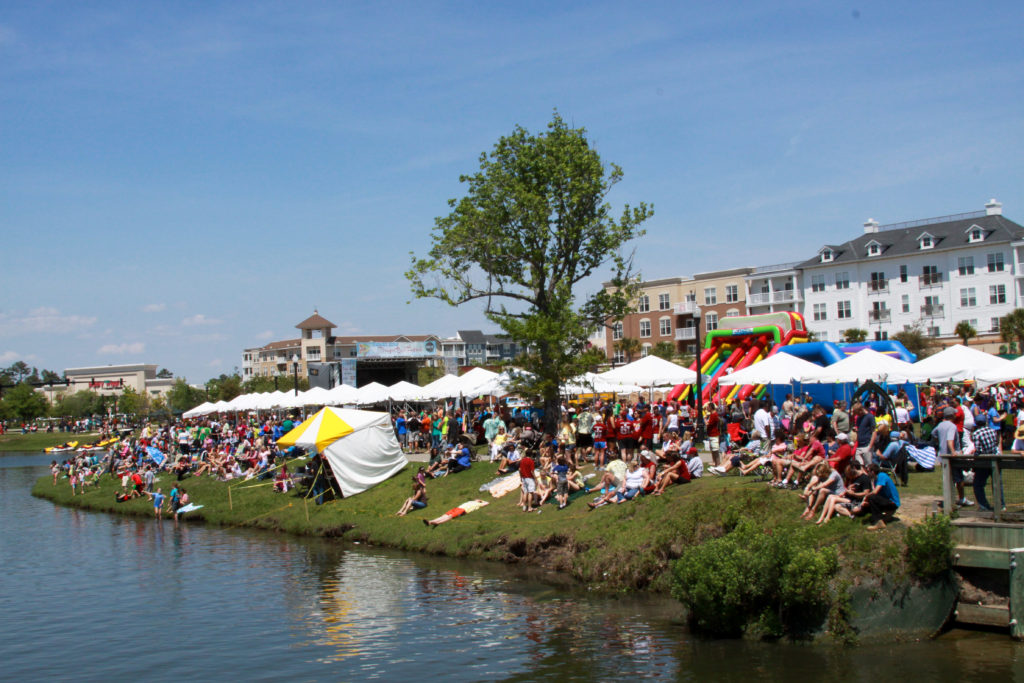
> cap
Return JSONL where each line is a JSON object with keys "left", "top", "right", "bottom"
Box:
{"left": 835, "top": 432, "right": 849, "bottom": 441}
{"left": 687, "top": 446, "right": 698, "bottom": 455}
{"left": 943, "top": 407, "right": 956, "bottom": 419}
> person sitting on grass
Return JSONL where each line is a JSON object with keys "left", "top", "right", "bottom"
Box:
{"left": 535, "top": 469, "right": 556, "bottom": 507}
{"left": 827, "top": 432, "right": 854, "bottom": 475}
{"left": 423, "top": 499, "right": 488, "bottom": 527}
{"left": 397, "top": 473, "right": 428, "bottom": 517}
{"left": 494, "top": 442, "right": 522, "bottom": 475}
{"left": 852, "top": 463, "right": 901, "bottom": 530}
{"left": 775, "top": 433, "right": 825, "bottom": 489}
{"left": 799, "top": 461, "right": 844, "bottom": 521}
{"left": 815, "top": 461, "right": 874, "bottom": 525}
{"left": 650, "top": 451, "right": 691, "bottom": 496}
{"left": 614, "top": 460, "right": 651, "bottom": 503}
{"left": 273, "top": 464, "right": 294, "bottom": 493}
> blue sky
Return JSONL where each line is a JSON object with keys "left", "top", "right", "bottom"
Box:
{"left": 2, "top": 1, "right": 1022, "bottom": 382}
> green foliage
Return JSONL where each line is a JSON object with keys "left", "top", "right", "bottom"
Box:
{"left": 417, "top": 365, "right": 445, "bottom": 386}
{"left": 1001, "top": 309, "right": 1024, "bottom": 352}
{"left": 0, "top": 382, "right": 50, "bottom": 422}
{"left": 117, "top": 386, "right": 149, "bottom": 419}
{"left": 206, "top": 373, "right": 243, "bottom": 402}
{"left": 651, "top": 341, "right": 676, "bottom": 361}
{"left": 671, "top": 520, "right": 838, "bottom": 638}
{"left": 954, "top": 321, "right": 977, "bottom": 345}
{"left": 156, "top": 367, "right": 174, "bottom": 379}
{"left": 904, "top": 514, "right": 953, "bottom": 580}
{"left": 53, "top": 390, "right": 104, "bottom": 418}
{"left": 893, "top": 322, "right": 937, "bottom": 359}
{"left": 166, "top": 379, "right": 205, "bottom": 413}
{"left": 841, "top": 328, "right": 868, "bottom": 343}
{"left": 615, "top": 337, "right": 642, "bottom": 362}
{"left": 406, "top": 111, "right": 651, "bottom": 430}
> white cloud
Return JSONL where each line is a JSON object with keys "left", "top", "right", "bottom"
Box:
{"left": 255, "top": 330, "right": 274, "bottom": 340}
{"left": 208, "top": 358, "right": 222, "bottom": 367}
{"left": 0, "top": 308, "right": 97, "bottom": 336}
{"left": 98, "top": 342, "right": 145, "bottom": 355}
{"left": 182, "top": 314, "right": 221, "bottom": 326}
{"left": 0, "top": 350, "right": 31, "bottom": 363}
{"left": 142, "top": 303, "right": 167, "bottom": 313}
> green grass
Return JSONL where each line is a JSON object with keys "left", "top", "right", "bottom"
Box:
{"left": 0, "top": 431, "right": 98, "bottom": 452}
{"left": 33, "top": 457, "right": 941, "bottom": 593}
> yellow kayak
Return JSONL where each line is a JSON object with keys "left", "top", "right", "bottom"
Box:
{"left": 45, "top": 441, "right": 79, "bottom": 453}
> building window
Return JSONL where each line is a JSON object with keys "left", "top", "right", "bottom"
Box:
{"left": 685, "top": 344, "right": 697, "bottom": 354}
{"left": 638, "top": 295, "right": 650, "bottom": 313}
{"left": 960, "top": 288, "right": 977, "bottom": 307}
{"left": 612, "top": 322, "right": 623, "bottom": 340}
{"left": 810, "top": 274, "right": 825, "bottom": 292}
{"left": 969, "top": 228, "right": 984, "bottom": 243}
{"left": 918, "top": 235, "right": 933, "bottom": 249}
{"left": 820, "top": 249, "right": 834, "bottom": 263}
{"left": 639, "top": 320, "right": 651, "bottom": 338}
{"left": 900, "top": 265, "right": 908, "bottom": 283}
{"left": 992, "top": 317, "right": 1002, "bottom": 332}
{"left": 725, "top": 308, "right": 740, "bottom": 317}
{"left": 817, "top": 330, "right": 829, "bottom": 341}
{"left": 704, "top": 287, "right": 717, "bottom": 305}
{"left": 867, "top": 242, "right": 881, "bottom": 256}
{"left": 958, "top": 256, "right": 975, "bottom": 276}
{"left": 988, "top": 252, "right": 1005, "bottom": 272}
{"left": 812, "top": 303, "right": 827, "bottom": 321}
{"left": 921, "top": 265, "right": 940, "bottom": 286}
{"left": 869, "top": 272, "right": 887, "bottom": 292}
{"left": 928, "top": 326, "right": 940, "bottom": 338}
{"left": 835, "top": 272, "right": 850, "bottom": 290}
{"left": 874, "top": 331, "right": 889, "bottom": 341}
{"left": 658, "top": 293, "right": 670, "bottom": 310}
{"left": 641, "top": 343, "right": 651, "bottom": 357}
{"left": 725, "top": 285, "right": 739, "bottom": 303}
{"left": 705, "top": 312, "right": 718, "bottom": 331}
{"left": 659, "top": 318, "right": 672, "bottom": 336}
{"left": 837, "top": 301, "right": 852, "bottom": 319}
{"left": 612, "top": 350, "right": 625, "bottom": 364}
{"left": 990, "top": 284, "right": 1007, "bottom": 304}
{"left": 901, "top": 294, "right": 910, "bottom": 313}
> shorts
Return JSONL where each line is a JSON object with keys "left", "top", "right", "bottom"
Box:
{"left": 556, "top": 480, "right": 568, "bottom": 496}
{"left": 594, "top": 441, "right": 606, "bottom": 450}
{"left": 576, "top": 434, "right": 594, "bottom": 448}
{"left": 521, "top": 477, "right": 537, "bottom": 493}
{"left": 620, "top": 438, "right": 637, "bottom": 450}
{"left": 730, "top": 455, "right": 742, "bottom": 468}
{"left": 446, "top": 507, "right": 466, "bottom": 518}
{"left": 411, "top": 500, "right": 427, "bottom": 510}
{"left": 708, "top": 437, "right": 720, "bottom": 452}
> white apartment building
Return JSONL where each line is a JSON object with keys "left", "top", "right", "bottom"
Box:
{"left": 797, "top": 200, "right": 1023, "bottom": 344}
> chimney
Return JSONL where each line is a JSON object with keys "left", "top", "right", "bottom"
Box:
{"left": 986, "top": 198, "right": 1002, "bottom": 216}
{"left": 863, "top": 218, "right": 880, "bottom": 234}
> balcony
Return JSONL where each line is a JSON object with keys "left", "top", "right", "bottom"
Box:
{"left": 868, "top": 281, "right": 889, "bottom": 294}
{"left": 868, "top": 309, "right": 891, "bottom": 323}
{"left": 919, "top": 274, "right": 943, "bottom": 289}
{"left": 675, "top": 328, "right": 696, "bottom": 341}
{"left": 921, "top": 304, "right": 944, "bottom": 318}
{"left": 747, "top": 293, "right": 770, "bottom": 306}
{"left": 772, "top": 290, "right": 801, "bottom": 303}
{"left": 673, "top": 301, "right": 698, "bottom": 315}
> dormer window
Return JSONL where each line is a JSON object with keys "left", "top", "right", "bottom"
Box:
{"left": 820, "top": 248, "right": 834, "bottom": 263}
{"left": 917, "top": 232, "right": 934, "bottom": 250}
{"left": 866, "top": 240, "right": 882, "bottom": 257}
{"left": 967, "top": 225, "right": 985, "bottom": 243}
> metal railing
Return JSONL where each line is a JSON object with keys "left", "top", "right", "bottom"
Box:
{"left": 773, "top": 290, "right": 801, "bottom": 303}
{"left": 877, "top": 210, "right": 986, "bottom": 232}
{"left": 920, "top": 274, "right": 943, "bottom": 288}
{"left": 673, "top": 301, "right": 698, "bottom": 315}
{"left": 747, "top": 293, "right": 770, "bottom": 306}
{"left": 751, "top": 261, "right": 804, "bottom": 274}
{"left": 675, "top": 328, "right": 696, "bottom": 340}
{"left": 868, "top": 280, "right": 889, "bottom": 293}
{"left": 868, "top": 309, "right": 891, "bottom": 322}
{"left": 921, "top": 304, "right": 945, "bottom": 318}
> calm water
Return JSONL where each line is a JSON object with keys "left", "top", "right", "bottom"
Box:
{"left": 3, "top": 452, "right": 1023, "bottom": 681}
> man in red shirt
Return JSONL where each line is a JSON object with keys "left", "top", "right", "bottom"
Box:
{"left": 827, "top": 433, "right": 854, "bottom": 475}
{"left": 519, "top": 452, "right": 538, "bottom": 512}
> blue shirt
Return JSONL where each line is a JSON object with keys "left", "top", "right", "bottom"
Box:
{"left": 395, "top": 417, "right": 407, "bottom": 435}
{"left": 456, "top": 447, "right": 472, "bottom": 468}
{"left": 152, "top": 492, "right": 165, "bottom": 508}
{"left": 876, "top": 472, "right": 900, "bottom": 507}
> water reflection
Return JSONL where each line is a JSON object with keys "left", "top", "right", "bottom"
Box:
{"left": 4, "top": 452, "right": 1024, "bottom": 682}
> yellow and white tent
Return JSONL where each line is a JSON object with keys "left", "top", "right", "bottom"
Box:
{"left": 277, "top": 407, "right": 407, "bottom": 497}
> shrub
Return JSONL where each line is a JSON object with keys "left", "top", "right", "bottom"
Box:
{"left": 670, "top": 520, "right": 839, "bottom": 638}
{"left": 905, "top": 514, "right": 953, "bottom": 580}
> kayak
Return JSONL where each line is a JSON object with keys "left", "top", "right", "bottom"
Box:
{"left": 45, "top": 441, "right": 79, "bottom": 453}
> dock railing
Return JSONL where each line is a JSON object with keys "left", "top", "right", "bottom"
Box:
{"left": 940, "top": 454, "right": 1024, "bottom": 522}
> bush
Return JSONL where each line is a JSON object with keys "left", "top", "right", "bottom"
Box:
{"left": 670, "top": 520, "right": 838, "bottom": 638}
{"left": 905, "top": 514, "right": 953, "bottom": 580}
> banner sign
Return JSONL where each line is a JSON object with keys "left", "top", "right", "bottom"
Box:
{"left": 356, "top": 340, "right": 439, "bottom": 359}
{"left": 341, "top": 359, "right": 357, "bottom": 387}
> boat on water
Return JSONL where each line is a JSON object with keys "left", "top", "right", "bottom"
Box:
{"left": 44, "top": 441, "right": 79, "bottom": 453}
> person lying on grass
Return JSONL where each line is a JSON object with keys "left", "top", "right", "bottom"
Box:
{"left": 423, "top": 499, "right": 488, "bottom": 527}
{"left": 799, "top": 461, "right": 844, "bottom": 521}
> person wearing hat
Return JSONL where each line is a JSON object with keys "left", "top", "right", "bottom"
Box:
{"left": 934, "top": 406, "right": 972, "bottom": 507}
{"left": 827, "top": 432, "right": 854, "bottom": 475}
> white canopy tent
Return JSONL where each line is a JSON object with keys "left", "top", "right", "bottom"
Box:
{"left": 324, "top": 384, "right": 360, "bottom": 406}
{"left": 419, "top": 374, "right": 464, "bottom": 400}
{"left": 799, "top": 349, "right": 920, "bottom": 384}
{"left": 275, "top": 407, "right": 407, "bottom": 498}
{"left": 211, "top": 400, "right": 232, "bottom": 413}
{"left": 298, "top": 386, "right": 335, "bottom": 407}
{"left": 598, "top": 355, "right": 697, "bottom": 388}
{"left": 183, "top": 401, "right": 215, "bottom": 418}
{"left": 456, "top": 367, "right": 500, "bottom": 396}
{"left": 563, "top": 372, "right": 644, "bottom": 395}
{"left": 353, "top": 382, "right": 390, "bottom": 406}
{"left": 717, "top": 352, "right": 825, "bottom": 386}
{"left": 385, "top": 381, "right": 423, "bottom": 402}
{"left": 907, "top": 344, "right": 1010, "bottom": 383}
{"left": 976, "top": 354, "right": 1024, "bottom": 385}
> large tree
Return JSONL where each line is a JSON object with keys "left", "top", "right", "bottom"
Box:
{"left": 166, "top": 379, "right": 205, "bottom": 414}
{"left": 954, "top": 320, "right": 977, "bottom": 346}
{"left": 407, "top": 112, "right": 651, "bottom": 430}
{"left": 1001, "top": 309, "right": 1024, "bottom": 353}
{"left": 1, "top": 382, "right": 50, "bottom": 422}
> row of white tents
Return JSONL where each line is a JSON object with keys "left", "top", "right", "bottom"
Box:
{"left": 183, "top": 345, "right": 1024, "bottom": 418}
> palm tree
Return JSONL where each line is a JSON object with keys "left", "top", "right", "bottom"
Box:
{"left": 842, "top": 328, "right": 868, "bottom": 343}
{"left": 651, "top": 341, "right": 676, "bottom": 361}
{"left": 616, "top": 337, "right": 642, "bottom": 363}
{"left": 954, "top": 320, "right": 977, "bottom": 346}
{"left": 1000, "top": 309, "right": 1024, "bottom": 354}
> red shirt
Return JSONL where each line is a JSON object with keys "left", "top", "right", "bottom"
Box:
{"left": 519, "top": 456, "right": 535, "bottom": 479}
{"left": 705, "top": 411, "right": 720, "bottom": 438}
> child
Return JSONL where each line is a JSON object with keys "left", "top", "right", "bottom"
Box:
{"left": 152, "top": 487, "right": 166, "bottom": 519}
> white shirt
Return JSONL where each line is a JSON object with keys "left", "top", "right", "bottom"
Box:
{"left": 753, "top": 408, "right": 772, "bottom": 439}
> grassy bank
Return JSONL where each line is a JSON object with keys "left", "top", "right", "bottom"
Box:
{"left": 33, "top": 456, "right": 943, "bottom": 595}
{"left": 1, "top": 431, "right": 97, "bottom": 452}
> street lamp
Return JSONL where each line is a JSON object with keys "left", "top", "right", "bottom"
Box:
{"left": 693, "top": 307, "right": 705, "bottom": 442}
{"left": 291, "top": 354, "right": 300, "bottom": 396}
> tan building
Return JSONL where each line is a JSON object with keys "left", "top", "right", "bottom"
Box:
{"left": 42, "top": 364, "right": 174, "bottom": 403}
{"left": 243, "top": 311, "right": 443, "bottom": 387}
{"left": 604, "top": 268, "right": 753, "bottom": 362}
